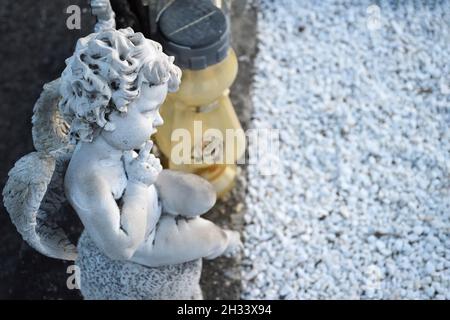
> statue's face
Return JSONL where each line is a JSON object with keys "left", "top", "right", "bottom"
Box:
{"left": 101, "top": 82, "right": 167, "bottom": 150}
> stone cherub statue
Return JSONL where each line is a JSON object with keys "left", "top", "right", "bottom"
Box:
{"left": 3, "top": 27, "right": 241, "bottom": 299}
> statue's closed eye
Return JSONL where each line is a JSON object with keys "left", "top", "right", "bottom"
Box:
{"left": 142, "top": 104, "right": 161, "bottom": 113}
{"left": 142, "top": 109, "right": 155, "bottom": 116}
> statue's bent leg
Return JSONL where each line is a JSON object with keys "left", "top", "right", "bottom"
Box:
{"left": 76, "top": 216, "right": 241, "bottom": 299}
{"left": 131, "top": 215, "right": 241, "bottom": 267}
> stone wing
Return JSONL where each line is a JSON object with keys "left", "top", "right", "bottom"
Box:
{"left": 3, "top": 151, "right": 77, "bottom": 261}
{"left": 3, "top": 77, "right": 77, "bottom": 261}
{"left": 32, "top": 78, "right": 71, "bottom": 154}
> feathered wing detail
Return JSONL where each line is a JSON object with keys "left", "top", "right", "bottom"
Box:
{"left": 3, "top": 152, "right": 77, "bottom": 260}
{"left": 3, "top": 78, "right": 77, "bottom": 261}
{"left": 32, "top": 78, "right": 71, "bottom": 154}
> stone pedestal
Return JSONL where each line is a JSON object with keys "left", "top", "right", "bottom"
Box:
{"left": 76, "top": 231, "right": 203, "bottom": 300}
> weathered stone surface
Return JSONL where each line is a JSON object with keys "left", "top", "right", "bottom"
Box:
{"left": 76, "top": 231, "right": 203, "bottom": 300}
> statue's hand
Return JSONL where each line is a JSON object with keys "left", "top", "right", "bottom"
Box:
{"left": 123, "top": 141, "right": 162, "bottom": 187}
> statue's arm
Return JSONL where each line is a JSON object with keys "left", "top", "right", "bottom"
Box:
{"left": 70, "top": 178, "right": 149, "bottom": 260}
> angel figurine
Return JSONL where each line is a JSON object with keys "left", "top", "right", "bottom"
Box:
{"left": 3, "top": 27, "right": 241, "bottom": 299}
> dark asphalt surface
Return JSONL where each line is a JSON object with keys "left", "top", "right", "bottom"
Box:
{"left": 0, "top": 0, "right": 256, "bottom": 299}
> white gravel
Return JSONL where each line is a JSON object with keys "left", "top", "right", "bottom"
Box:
{"left": 242, "top": 0, "right": 450, "bottom": 299}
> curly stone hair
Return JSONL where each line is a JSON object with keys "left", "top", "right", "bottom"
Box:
{"left": 59, "top": 27, "right": 181, "bottom": 143}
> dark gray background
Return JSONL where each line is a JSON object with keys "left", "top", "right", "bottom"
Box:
{"left": 0, "top": 0, "right": 256, "bottom": 299}
{"left": 0, "top": 0, "right": 95, "bottom": 299}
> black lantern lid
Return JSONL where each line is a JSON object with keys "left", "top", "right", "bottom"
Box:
{"left": 155, "top": 0, "right": 230, "bottom": 70}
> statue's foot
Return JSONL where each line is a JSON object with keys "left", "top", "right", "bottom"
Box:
{"left": 222, "top": 230, "right": 243, "bottom": 258}
{"left": 204, "top": 229, "right": 242, "bottom": 260}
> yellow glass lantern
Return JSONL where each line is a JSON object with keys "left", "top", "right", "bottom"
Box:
{"left": 152, "top": 0, "right": 245, "bottom": 198}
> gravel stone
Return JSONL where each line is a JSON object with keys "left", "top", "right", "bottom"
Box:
{"left": 242, "top": 0, "right": 450, "bottom": 299}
